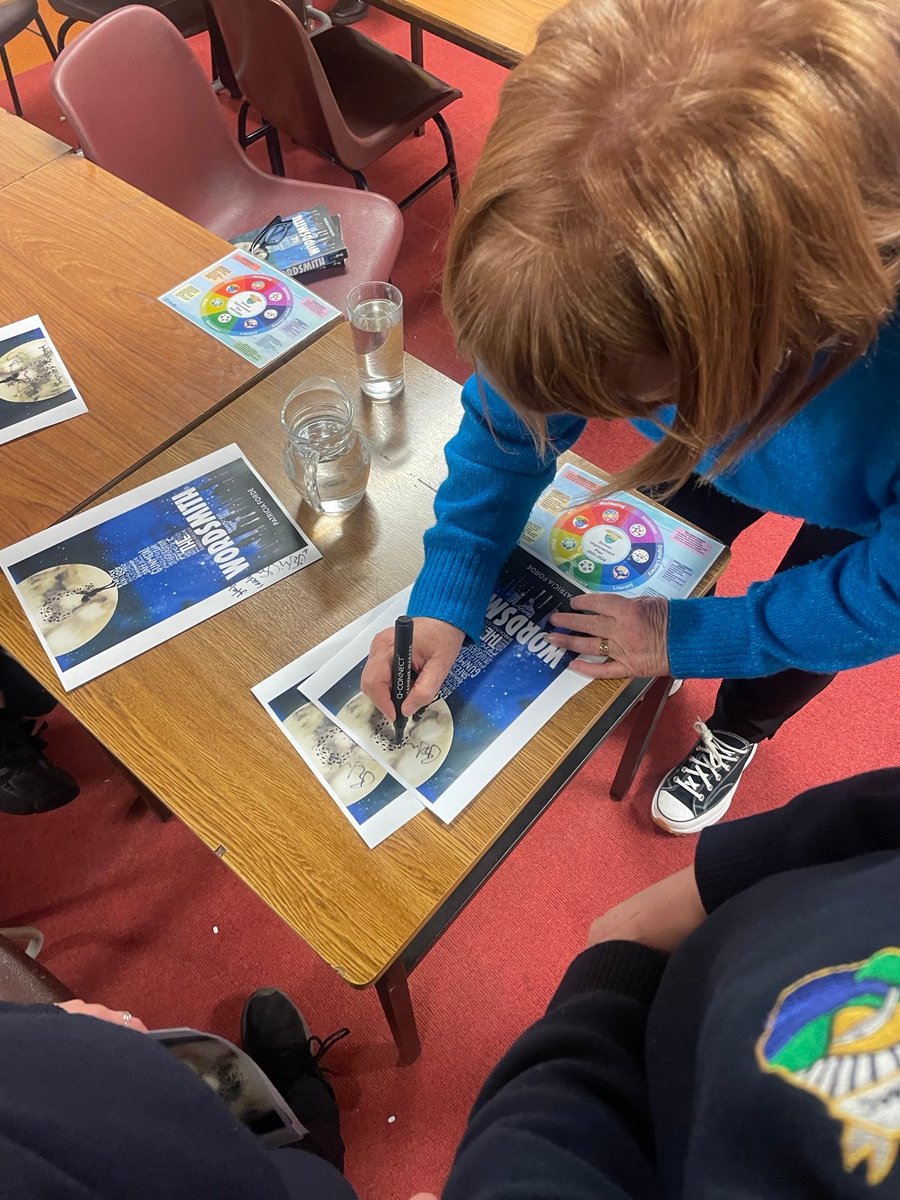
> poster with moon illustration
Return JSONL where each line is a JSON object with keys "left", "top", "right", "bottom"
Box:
{"left": 519, "top": 463, "right": 725, "bottom": 600}
{"left": 0, "top": 444, "right": 320, "bottom": 689}
{"left": 0, "top": 315, "right": 86, "bottom": 445}
{"left": 301, "top": 548, "right": 591, "bottom": 825}
{"left": 255, "top": 594, "right": 425, "bottom": 848}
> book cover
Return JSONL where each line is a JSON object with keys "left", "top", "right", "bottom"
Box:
{"left": 230, "top": 207, "right": 348, "bottom": 279}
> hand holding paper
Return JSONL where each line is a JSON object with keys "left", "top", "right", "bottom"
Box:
{"left": 548, "top": 593, "right": 671, "bottom": 679}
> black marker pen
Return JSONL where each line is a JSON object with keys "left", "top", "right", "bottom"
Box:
{"left": 391, "top": 615, "right": 414, "bottom": 745}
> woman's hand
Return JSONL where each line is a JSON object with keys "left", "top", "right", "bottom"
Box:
{"left": 55, "top": 999, "right": 148, "bottom": 1033}
{"left": 548, "top": 594, "right": 670, "bottom": 679}
{"left": 587, "top": 867, "right": 705, "bottom": 954}
{"left": 361, "top": 618, "right": 465, "bottom": 720}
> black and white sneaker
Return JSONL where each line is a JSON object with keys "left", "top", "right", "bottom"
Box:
{"left": 651, "top": 719, "right": 757, "bottom": 835}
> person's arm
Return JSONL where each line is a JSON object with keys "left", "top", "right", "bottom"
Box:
{"left": 666, "top": 487, "right": 900, "bottom": 678}
{"left": 408, "top": 373, "right": 586, "bottom": 642}
{"left": 696, "top": 767, "right": 900, "bottom": 912}
{"left": 442, "top": 943, "right": 665, "bottom": 1200}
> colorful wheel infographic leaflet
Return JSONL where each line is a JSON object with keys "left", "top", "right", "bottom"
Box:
{"left": 200, "top": 274, "right": 292, "bottom": 337}
{"left": 549, "top": 499, "right": 664, "bottom": 591}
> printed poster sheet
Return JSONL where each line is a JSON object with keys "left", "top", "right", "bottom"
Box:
{"left": 0, "top": 444, "right": 320, "bottom": 689}
{"left": 159, "top": 251, "right": 341, "bottom": 368}
{"left": 0, "top": 315, "right": 86, "bottom": 445}
{"left": 256, "top": 462, "right": 726, "bottom": 838}
{"left": 301, "top": 547, "right": 591, "bottom": 825}
{"left": 253, "top": 595, "right": 424, "bottom": 849}
{"left": 520, "top": 463, "right": 725, "bottom": 599}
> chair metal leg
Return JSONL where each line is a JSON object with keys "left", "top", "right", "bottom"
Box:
{"left": 237, "top": 103, "right": 285, "bottom": 177}
{"left": 375, "top": 960, "right": 421, "bottom": 1064}
{"left": 202, "top": 0, "right": 241, "bottom": 98}
{"left": 265, "top": 124, "right": 285, "bottom": 176}
{"left": 0, "top": 46, "right": 22, "bottom": 117}
{"left": 34, "top": 12, "right": 59, "bottom": 59}
{"left": 396, "top": 112, "right": 458, "bottom": 210}
{"left": 56, "top": 17, "right": 77, "bottom": 52}
{"left": 237, "top": 100, "right": 252, "bottom": 146}
{"left": 0, "top": 927, "right": 44, "bottom": 958}
{"left": 609, "top": 676, "right": 673, "bottom": 800}
{"left": 434, "top": 111, "right": 460, "bottom": 203}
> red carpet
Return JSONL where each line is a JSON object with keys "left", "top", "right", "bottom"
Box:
{"left": 2, "top": 15, "right": 900, "bottom": 1200}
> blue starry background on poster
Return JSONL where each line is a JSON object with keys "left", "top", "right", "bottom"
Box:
{"left": 319, "top": 547, "right": 581, "bottom": 805}
{"left": 268, "top": 683, "right": 407, "bottom": 826}
{"left": 8, "top": 458, "right": 309, "bottom": 670}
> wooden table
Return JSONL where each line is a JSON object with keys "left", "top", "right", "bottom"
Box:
{"left": 0, "top": 324, "right": 727, "bottom": 1060}
{"left": 369, "top": 0, "right": 566, "bottom": 67}
{"left": 0, "top": 109, "right": 72, "bottom": 191}
{"left": 0, "top": 152, "right": 338, "bottom": 543}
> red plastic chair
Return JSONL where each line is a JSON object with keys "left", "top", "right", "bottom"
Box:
{"left": 49, "top": 5, "right": 403, "bottom": 308}
{"left": 209, "top": 0, "right": 461, "bottom": 210}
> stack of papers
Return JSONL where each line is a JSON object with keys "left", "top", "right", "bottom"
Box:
{"left": 255, "top": 463, "right": 726, "bottom": 847}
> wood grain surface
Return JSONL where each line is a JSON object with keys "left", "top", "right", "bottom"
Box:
{"left": 0, "top": 154, "right": 338, "bottom": 542}
{"left": 0, "top": 325, "right": 728, "bottom": 986}
{"left": 368, "top": 0, "right": 565, "bottom": 63}
{"left": 0, "top": 110, "right": 71, "bottom": 191}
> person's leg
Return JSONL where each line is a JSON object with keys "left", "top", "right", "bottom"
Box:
{"left": 269, "top": 1148, "right": 357, "bottom": 1199}
{"left": 329, "top": 0, "right": 368, "bottom": 24}
{"left": 645, "top": 475, "right": 766, "bottom": 549}
{"left": 0, "top": 649, "right": 57, "bottom": 720}
{"left": 242, "top": 988, "right": 349, "bottom": 1174}
{"left": 650, "top": 499, "right": 862, "bottom": 834}
{"left": 708, "top": 523, "right": 863, "bottom": 740}
{"left": 0, "top": 649, "right": 79, "bottom": 815}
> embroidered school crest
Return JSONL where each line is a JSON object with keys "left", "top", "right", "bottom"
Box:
{"left": 757, "top": 949, "right": 900, "bottom": 1187}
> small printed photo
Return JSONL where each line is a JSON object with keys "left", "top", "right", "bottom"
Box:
{"left": 0, "top": 315, "right": 86, "bottom": 445}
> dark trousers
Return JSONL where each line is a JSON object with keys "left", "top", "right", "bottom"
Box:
{"left": 661, "top": 476, "right": 862, "bottom": 742}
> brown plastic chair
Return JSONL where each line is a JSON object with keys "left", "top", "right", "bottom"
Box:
{"left": 0, "top": 0, "right": 57, "bottom": 116}
{"left": 49, "top": 6, "right": 403, "bottom": 309}
{"left": 209, "top": 0, "right": 461, "bottom": 210}
{"left": 0, "top": 928, "right": 73, "bottom": 1004}
{"left": 49, "top": 0, "right": 206, "bottom": 51}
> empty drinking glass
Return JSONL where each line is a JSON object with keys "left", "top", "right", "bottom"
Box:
{"left": 346, "top": 281, "right": 404, "bottom": 401}
{"left": 281, "top": 377, "right": 370, "bottom": 515}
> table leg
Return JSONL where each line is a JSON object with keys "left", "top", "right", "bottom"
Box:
{"left": 609, "top": 675, "right": 672, "bottom": 800}
{"left": 113, "top": 757, "right": 173, "bottom": 822}
{"left": 410, "top": 22, "right": 425, "bottom": 136}
{"left": 410, "top": 20, "right": 423, "bottom": 65}
{"left": 375, "top": 960, "right": 421, "bottom": 1064}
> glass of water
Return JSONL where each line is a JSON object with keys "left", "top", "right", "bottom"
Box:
{"left": 281, "top": 377, "right": 370, "bottom": 515}
{"left": 346, "top": 281, "right": 404, "bottom": 401}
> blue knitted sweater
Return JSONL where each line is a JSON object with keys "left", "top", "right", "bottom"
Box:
{"left": 408, "top": 315, "right": 900, "bottom": 679}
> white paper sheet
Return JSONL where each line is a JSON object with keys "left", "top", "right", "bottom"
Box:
{"left": 520, "top": 463, "right": 725, "bottom": 598}
{"left": 253, "top": 593, "right": 424, "bottom": 848}
{"left": 0, "top": 444, "right": 320, "bottom": 689}
{"left": 159, "top": 251, "right": 340, "bottom": 368}
{"left": 0, "top": 315, "right": 86, "bottom": 445}
{"left": 301, "top": 553, "right": 592, "bottom": 824}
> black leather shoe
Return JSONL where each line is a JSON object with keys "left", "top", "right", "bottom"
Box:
{"left": 0, "top": 716, "right": 79, "bottom": 815}
{"left": 329, "top": 0, "right": 368, "bottom": 25}
{"left": 242, "top": 988, "right": 349, "bottom": 1172}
